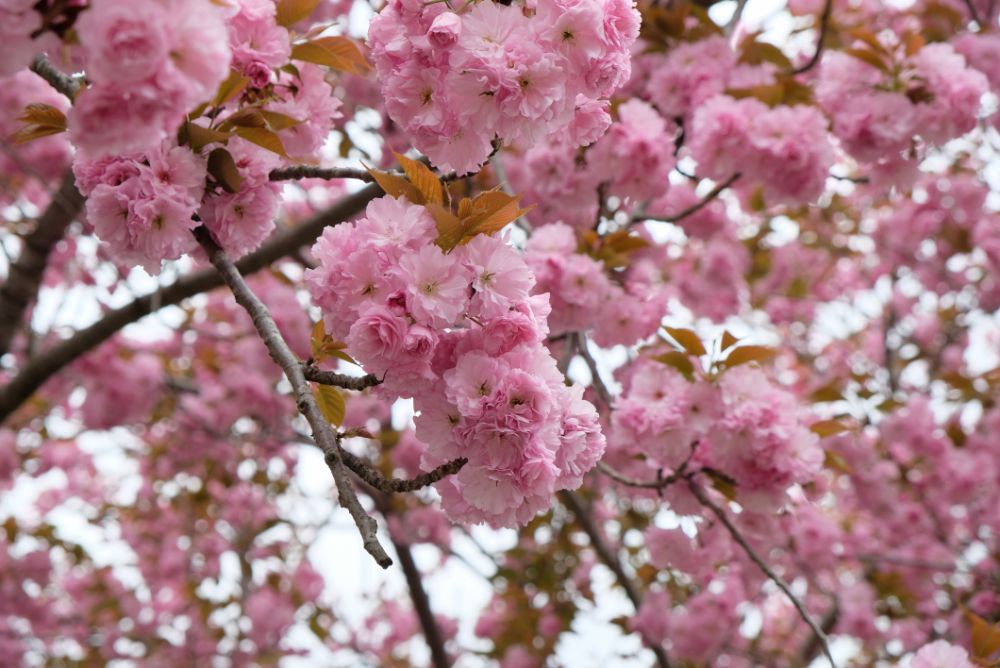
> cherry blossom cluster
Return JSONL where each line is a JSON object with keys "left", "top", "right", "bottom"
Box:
{"left": 69, "top": 0, "right": 231, "bottom": 156}
{"left": 0, "top": 0, "right": 60, "bottom": 77}
{"left": 306, "top": 196, "right": 605, "bottom": 527}
{"left": 367, "top": 0, "right": 641, "bottom": 174}
{"left": 817, "top": 41, "right": 987, "bottom": 180}
{"left": 73, "top": 141, "right": 207, "bottom": 273}
{"left": 505, "top": 99, "right": 676, "bottom": 224}
{"left": 524, "top": 223, "right": 669, "bottom": 347}
{"left": 687, "top": 95, "right": 834, "bottom": 206}
{"left": 609, "top": 359, "right": 823, "bottom": 509}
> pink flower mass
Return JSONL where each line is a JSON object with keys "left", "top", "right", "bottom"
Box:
{"left": 1, "top": 0, "right": 999, "bottom": 666}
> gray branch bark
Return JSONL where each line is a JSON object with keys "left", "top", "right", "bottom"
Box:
{"left": 0, "top": 169, "right": 83, "bottom": 356}
{"left": 194, "top": 226, "right": 391, "bottom": 568}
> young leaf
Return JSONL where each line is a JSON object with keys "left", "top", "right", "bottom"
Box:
{"left": 723, "top": 345, "right": 777, "bottom": 368}
{"left": 965, "top": 609, "right": 1000, "bottom": 662}
{"left": 234, "top": 126, "right": 289, "bottom": 157}
{"left": 291, "top": 36, "right": 372, "bottom": 75}
{"left": 809, "top": 419, "right": 850, "bottom": 438}
{"left": 310, "top": 320, "right": 328, "bottom": 361}
{"left": 364, "top": 165, "right": 422, "bottom": 203}
{"left": 704, "top": 469, "right": 738, "bottom": 501}
{"left": 275, "top": 0, "right": 321, "bottom": 27}
{"left": 212, "top": 69, "right": 248, "bottom": 107}
{"left": 651, "top": 351, "right": 695, "bottom": 381}
{"left": 207, "top": 148, "right": 244, "bottom": 194}
{"left": 720, "top": 330, "right": 739, "bottom": 352}
{"left": 663, "top": 327, "right": 706, "bottom": 356}
{"left": 392, "top": 151, "right": 443, "bottom": 205}
{"left": 180, "top": 121, "right": 231, "bottom": 152}
{"left": 425, "top": 202, "right": 463, "bottom": 251}
{"left": 314, "top": 385, "right": 346, "bottom": 427}
{"left": 260, "top": 110, "right": 302, "bottom": 131}
{"left": 458, "top": 191, "right": 532, "bottom": 243}
{"left": 9, "top": 103, "right": 67, "bottom": 144}
{"left": 219, "top": 108, "right": 267, "bottom": 131}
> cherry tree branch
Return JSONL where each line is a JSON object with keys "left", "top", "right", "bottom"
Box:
{"left": 302, "top": 364, "right": 381, "bottom": 390}
{"left": 0, "top": 169, "right": 83, "bottom": 357}
{"left": 596, "top": 459, "right": 691, "bottom": 494}
{"left": 337, "top": 447, "right": 467, "bottom": 494}
{"left": 367, "top": 492, "right": 452, "bottom": 668}
{"left": 793, "top": 0, "right": 834, "bottom": 75}
{"left": 392, "top": 534, "right": 451, "bottom": 668}
{"left": 29, "top": 55, "right": 80, "bottom": 99}
{"left": 637, "top": 173, "right": 740, "bottom": 226}
{"left": 0, "top": 183, "right": 380, "bottom": 424}
{"left": 269, "top": 165, "right": 375, "bottom": 182}
{"left": 194, "top": 226, "right": 391, "bottom": 568}
{"left": 559, "top": 490, "right": 674, "bottom": 668}
{"left": 686, "top": 480, "right": 837, "bottom": 667}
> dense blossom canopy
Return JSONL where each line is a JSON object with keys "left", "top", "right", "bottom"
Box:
{"left": 1, "top": 0, "right": 1000, "bottom": 666}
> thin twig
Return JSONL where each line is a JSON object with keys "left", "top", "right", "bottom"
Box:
{"left": 793, "top": 0, "right": 834, "bottom": 75}
{"left": 271, "top": 161, "right": 460, "bottom": 184}
{"left": 961, "top": 0, "right": 983, "bottom": 24}
{"left": 596, "top": 461, "right": 688, "bottom": 494}
{"left": 559, "top": 490, "right": 674, "bottom": 668}
{"left": 303, "top": 364, "right": 381, "bottom": 391}
{"left": 638, "top": 173, "right": 739, "bottom": 226}
{"left": 0, "top": 183, "right": 381, "bottom": 424}
{"left": 338, "top": 447, "right": 467, "bottom": 494}
{"left": 574, "top": 332, "right": 612, "bottom": 408}
{"left": 194, "top": 226, "right": 392, "bottom": 569}
{"left": 687, "top": 480, "right": 837, "bottom": 668}
{"left": 29, "top": 55, "right": 81, "bottom": 100}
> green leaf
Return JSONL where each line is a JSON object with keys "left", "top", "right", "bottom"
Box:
{"left": 663, "top": 327, "right": 706, "bottom": 356}
{"left": 314, "top": 385, "right": 346, "bottom": 427}
{"left": 723, "top": 345, "right": 777, "bottom": 368}
{"left": 207, "top": 148, "right": 244, "bottom": 194}
{"left": 234, "top": 126, "right": 289, "bottom": 157}
{"left": 275, "top": 0, "right": 321, "bottom": 27}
